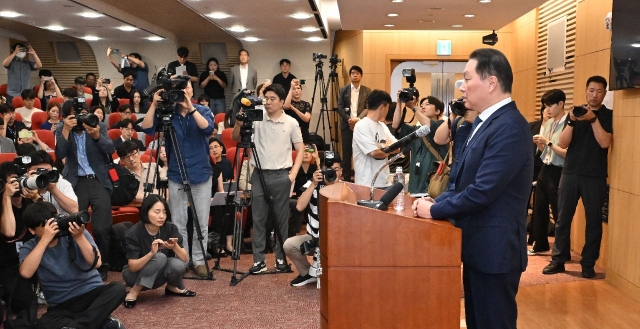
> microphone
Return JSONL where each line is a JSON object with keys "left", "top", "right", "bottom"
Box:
{"left": 382, "top": 125, "right": 430, "bottom": 153}
{"left": 240, "top": 98, "right": 252, "bottom": 107}
{"left": 357, "top": 182, "right": 405, "bottom": 211}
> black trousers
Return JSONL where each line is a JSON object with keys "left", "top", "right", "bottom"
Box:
{"left": 463, "top": 267, "right": 521, "bottom": 329}
{"left": 0, "top": 263, "right": 33, "bottom": 314}
{"left": 288, "top": 199, "right": 302, "bottom": 237}
{"left": 340, "top": 128, "right": 353, "bottom": 182}
{"left": 530, "top": 164, "right": 562, "bottom": 251}
{"left": 75, "top": 177, "right": 113, "bottom": 264}
{"left": 37, "top": 282, "right": 125, "bottom": 329}
{"left": 551, "top": 174, "right": 607, "bottom": 267}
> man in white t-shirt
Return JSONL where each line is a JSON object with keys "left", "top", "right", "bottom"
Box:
{"left": 352, "top": 90, "right": 398, "bottom": 188}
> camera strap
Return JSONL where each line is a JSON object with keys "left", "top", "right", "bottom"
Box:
{"left": 67, "top": 237, "right": 100, "bottom": 273}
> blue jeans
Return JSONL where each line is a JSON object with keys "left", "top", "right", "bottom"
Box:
{"left": 210, "top": 98, "right": 226, "bottom": 115}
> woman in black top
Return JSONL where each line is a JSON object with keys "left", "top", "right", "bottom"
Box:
{"left": 91, "top": 82, "right": 119, "bottom": 114}
{"left": 129, "top": 90, "right": 148, "bottom": 114}
{"left": 284, "top": 79, "right": 312, "bottom": 142}
{"left": 199, "top": 57, "right": 228, "bottom": 115}
{"left": 122, "top": 195, "right": 195, "bottom": 308}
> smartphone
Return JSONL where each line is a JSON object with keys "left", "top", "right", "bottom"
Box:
{"left": 209, "top": 71, "right": 215, "bottom": 75}
{"left": 44, "top": 76, "right": 53, "bottom": 81}
{"left": 103, "top": 78, "right": 111, "bottom": 84}
{"left": 112, "top": 48, "right": 120, "bottom": 54}
{"left": 18, "top": 130, "right": 33, "bottom": 139}
{"left": 305, "top": 146, "right": 315, "bottom": 153}
{"left": 299, "top": 79, "right": 306, "bottom": 85}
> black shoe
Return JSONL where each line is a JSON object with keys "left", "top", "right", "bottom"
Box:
{"left": 275, "top": 259, "right": 288, "bottom": 272}
{"left": 542, "top": 261, "right": 565, "bottom": 275}
{"left": 582, "top": 266, "right": 596, "bottom": 279}
{"left": 164, "top": 288, "right": 196, "bottom": 297}
{"left": 290, "top": 274, "right": 318, "bottom": 287}
{"left": 249, "top": 261, "right": 267, "bottom": 274}
{"left": 102, "top": 317, "right": 125, "bottom": 329}
{"left": 123, "top": 299, "right": 136, "bottom": 308}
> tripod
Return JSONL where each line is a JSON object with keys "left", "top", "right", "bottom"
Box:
{"left": 311, "top": 58, "right": 340, "bottom": 152}
{"left": 213, "top": 119, "right": 293, "bottom": 286}
{"left": 144, "top": 110, "right": 215, "bottom": 281}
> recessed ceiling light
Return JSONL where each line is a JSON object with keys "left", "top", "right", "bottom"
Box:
{"left": 243, "top": 37, "right": 260, "bottom": 42}
{"left": 118, "top": 26, "right": 137, "bottom": 31}
{"left": 45, "top": 25, "right": 66, "bottom": 31}
{"left": 388, "top": 13, "right": 399, "bottom": 17}
{"left": 452, "top": 24, "right": 463, "bottom": 28}
{"left": 79, "top": 12, "right": 103, "bottom": 18}
{"left": 427, "top": 8, "right": 443, "bottom": 10}
{"left": 384, "top": 24, "right": 395, "bottom": 27}
{"left": 632, "top": 43, "right": 640, "bottom": 48}
{"left": 83, "top": 36, "right": 101, "bottom": 41}
{"left": 0, "top": 11, "right": 22, "bottom": 18}
{"left": 419, "top": 20, "right": 435, "bottom": 23}
{"left": 208, "top": 12, "right": 230, "bottom": 19}
{"left": 391, "top": 0, "right": 403, "bottom": 2}
{"left": 147, "top": 36, "right": 163, "bottom": 41}
{"left": 307, "top": 37, "right": 323, "bottom": 42}
{"left": 464, "top": 14, "right": 475, "bottom": 18}
{"left": 291, "top": 13, "right": 313, "bottom": 19}
{"left": 228, "top": 26, "right": 247, "bottom": 33}
{"left": 300, "top": 27, "right": 319, "bottom": 32}
{"left": 479, "top": 0, "right": 491, "bottom": 3}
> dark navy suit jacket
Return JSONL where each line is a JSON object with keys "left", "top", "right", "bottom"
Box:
{"left": 431, "top": 101, "right": 532, "bottom": 274}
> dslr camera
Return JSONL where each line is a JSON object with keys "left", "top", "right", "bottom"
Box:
{"left": 72, "top": 97, "right": 99, "bottom": 131}
{"left": 53, "top": 210, "right": 91, "bottom": 237}
{"left": 320, "top": 151, "right": 338, "bottom": 183}
{"left": 16, "top": 168, "right": 59, "bottom": 191}
{"left": 449, "top": 98, "right": 468, "bottom": 117}
{"left": 399, "top": 69, "right": 419, "bottom": 103}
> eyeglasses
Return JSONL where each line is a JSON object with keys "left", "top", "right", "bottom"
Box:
{"left": 122, "top": 150, "right": 139, "bottom": 161}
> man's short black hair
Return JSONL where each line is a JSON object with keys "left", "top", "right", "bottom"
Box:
{"left": 423, "top": 96, "right": 444, "bottom": 114}
{"left": 349, "top": 65, "right": 363, "bottom": 75}
{"left": 541, "top": 89, "right": 566, "bottom": 106}
{"left": 27, "top": 150, "right": 55, "bottom": 168}
{"left": 0, "top": 161, "right": 18, "bottom": 180}
{"left": 118, "top": 104, "right": 131, "bottom": 112}
{"left": 24, "top": 201, "right": 58, "bottom": 229}
{"left": 11, "top": 43, "right": 26, "bottom": 52}
{"left": 62, "top": 88, "right": 77, "bottom": 99}
{"left": 469, "top": 48, "right": 513, "bottom": 94}
{"left": 21, "top": 89, "right": 35, "bottom": 100}
{"left": 263, "top": 84, "right": 286, "bottom": 101}
{"left": 116, "top": 140, "right": 139, "bottom": 158}
{"left": 586, "top": 76, "right": 608, "bottom": 89}
{"left": 129, "top": 53, "right": 142, "bottom": 60}
{"left": 119, "top": 118, "right": 134, "bottom": 129}
{"left": 238, "top": 49, "right": 249, "bottom": 56}
{"left": 122, "top": 72, "right": 135, "bottom": 79}
{"left": 177, "top": 47, "right": 189, "bottom": 58}
{"left": 16, "top": 143, "right": 37, "bottom": 157}
{"left": 280, "top": 59, "right": 291, "bottom": 66}
{"left": 198, "top": 94, "right": 210, "bottom": 103}
{"left": 139, "top": 194, "right": 171, "bottom": 224}
{"left": 366, "top": 90, "right": 392, "bottom": 110}
{"left": 61, "top": 100, "right": 76, "bottom": 118}
{"left": 0, "top": 105, "right": 14, "bottom": 115}
{"left": 85, "top": 72, "right": 96, "bottom": 80}
{"left": 74, "top": 76, "right": 86, "bottom": 85}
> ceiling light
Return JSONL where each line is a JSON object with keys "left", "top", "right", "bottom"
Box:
{"left": 388, "top": 13, "right": 399, "bottom": 17}
{"left": 0, "top": 11, "right": 22, "bottom": 18}
{"left": 45, "top": 25, "right": 66, "bottom": 31}
{"left": 118, "top": 26, "right": 137, "bottom": 31}
{"left": 82, "top": 36, "right": 102, "bottom": 41}
{"left": 291, "top": 13, "right": 313, "bottom": 19}
{"left": 300, "top": 27, "right": 318, "bottom": 32}
{"left": 79, "top": 12, "right": 103, "bottom": 18}
{"left": 208, "top": 12, "right": 230, "bottom": 19}
{"left": 384, "top": 24, "right": 395, "bottom": 27}
{"left": 147, "top": 36, "right": 163, "bottom": 41}
{"left": 243, "top": 37, "right": 260, "bottom": 42}
{"left": 464, "top": 14, "right": 475, "bottom": 18}
{"left": 452, "top": 24, "right": 463, "bottom": 28}
{"left": 307, "top": 37, "right": 323, "bottom": 42}
{"left": 391, "top": 0, "right": 403, "bottom": 2}
{"left": 420, "top": 20, "right": 435, "bottom": 23}
{"left": 427, "top": 8, "right": 443, "bottom": 10}
{"left": 479, "top": 0, "right": 491, "bottom": 3}
{"left": 632, "top": 43, "right": 640, "bottom": 48}
{"left": 228, "top": 26, "right": 247, "bottom": 33}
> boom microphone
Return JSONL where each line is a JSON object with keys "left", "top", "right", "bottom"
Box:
{"left": 357, "top": 182, "right": 405, "bottom": 211}
{"left": 382, "top": 125, "right": 430, "bottom": 153}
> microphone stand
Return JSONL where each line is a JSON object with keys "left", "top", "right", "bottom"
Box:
{"left": 357, "top": 147, "right": 408, "bottom": 208}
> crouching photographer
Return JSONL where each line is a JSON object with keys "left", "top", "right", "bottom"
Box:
{"left": 19, "top": 201, "right": 126, "bottom": 329}
{"left": 283, "top": 152, "right": 342, "bottom": 287}
{"left": 26, "top": 150, "right": 79, "bottom": 215}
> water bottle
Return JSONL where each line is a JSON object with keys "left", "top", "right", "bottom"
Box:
{"left": 394, "top": 167, "right": 405, "bottom": 211}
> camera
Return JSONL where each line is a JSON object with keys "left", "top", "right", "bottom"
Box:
{"left": 73, "top": 97, "right": 86, "bottom": 112}
{"left": 313, "top": 53, "right": 327, "bottom": 61}
{"left": 74, "top": 112, "right": 100, "bottom": 131}
{"left": 53, "top": 210, "right": 91, "bottom": 237}
{"left": 13, "top": 156, "right": 31, "bottom": 176}
{"left": 103, "top": 78, "right": 111, "bottom": 84}
{"left": 232, "top": 90, "right": 264, "bottom": 123}
{"left": 144, "top": 68, "right": 190, "bottom": 113}
{"left": 329, "top": 54, "right": 341, "bottom": 65}
{"left": 299, "top": 237, "right": 318, "bottom": 256}
{"left": 321, "top": 151, "right": 337, "bottom": 183}
{"left": 573, "top": 106, "right": 588, "bottom": 117}
{"left": 482, "top": 30, "right": 498, "bottom": 46}
{"left": 16, "top": 168, "right": 59, "bottom": 190}
{"left": 399, "top": 69, "right": 418, "bottom": 103}
{"left": 449, "top": 98, "right": 468, "bottom": 117}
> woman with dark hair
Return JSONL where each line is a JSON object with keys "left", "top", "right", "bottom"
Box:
{"left": 197, "top": 94, "right": 210, "bottom": 108}
{"left": 121, "top": 194, "right": 195, "bottom": 308}
{"left": 90, "top": 105, "right": 106, "bottom": 122}
{"left": 284, "top": 79, "right": 312, "bottom": 143}
{"left": 129, "top": 90, "right": 148, "bottom": 114}
{"left": 39, "top": 101, "right": 61, "bottom": 132}
{"left": 36, "top": 74, "right": 62, "bottom": 107}
{"left": 91, "top": 79, "right": 119, "bottom": 114}
{"left": 199, "top": 57, "right": 228, "bottom": 115}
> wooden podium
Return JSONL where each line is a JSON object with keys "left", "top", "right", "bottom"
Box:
{"left": 319, "top": 182, "right": 462, "bottom": 329}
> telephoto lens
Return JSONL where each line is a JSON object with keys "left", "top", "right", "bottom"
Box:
{"left": 53, "top": 210, "right": 91, "bottom": 237}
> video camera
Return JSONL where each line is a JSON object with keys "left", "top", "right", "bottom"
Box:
{"left": 144, "top": 67, "right": 191, "bottom": 116}
{"left": 53, "top": 210, "right": 91, "bottom": 237}
{"left": 231, "top": 89, "right": 264, "bottom": 123}
{"left": 312, "top": 53, "right": 327, "bottom": 61}
{"left": 399, "top": 69, "right": 419, "bottom": 103}
{"left": 449, "top": 98, "right": 468, "bottom": 117}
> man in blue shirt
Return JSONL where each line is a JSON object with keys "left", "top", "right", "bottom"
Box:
{"left": 19, "top": 201, "right": 125, "bottom": 329}
{"left": 141, "top": 80, "right": 214, "bottom": 278}
{"left": 106, "top": 47, "right": 150, "bottom": 92}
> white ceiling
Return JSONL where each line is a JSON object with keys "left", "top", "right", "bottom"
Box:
{"left": 0, "top": 0, "right": 547, "bottom": 43}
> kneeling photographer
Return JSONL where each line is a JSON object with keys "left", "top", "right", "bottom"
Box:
{"left": 19, "top": 201, "right": 126, "bottom": 329}
{"left": 140, "top": 79, "right": 214, "bottom": 278}
{"left": 283, "top": 151, "right": 342, "bottom": 287}
{"left": 26, "top": 150, "right": 79, "bottom": 215}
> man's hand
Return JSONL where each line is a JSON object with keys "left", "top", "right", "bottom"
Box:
{"left": 26, "top": 46, "right": 36, "bottom": 56}
{"left": 21, "top": 187, "right": 40, "bottom": 202}
{"left": 85, "top": 124, "right": 101, "bottom": 140}
{"left": 152, "top": 89, "right": 164, "bottom": 105}
{"left": 32, "top": 130, "right": 42, "bottom": 143}
{"left": 311, "top": 169, "right": 323, "bottom": 186}
{"left": 68, "top": 222, "right": 85, "bottom": 240}
{"left": 62, "top": 115, "right": 77, "bottom": 132}
{"left": 533, "top": 134, "right": 549, "bottom": 146}
{"left": 576, "top": 109, "right": 596, "bottom": 121}
{"left": 107, "top": 47, "right": 112, "bottom": 57}
{"left": 348, "top": 117, "right": 358, "bottom": 130}
{"left": 288, "top": 172, "right": 296, "bottom": 184}
{"left": 179, "top": 91, "right": 194, "bottom": 112}
{"left": 412, "top": 198, "right": 435, "bottom": 218}
{"left": 3, "top": 179, "right": 19, "bottom": 199}
{"left": 42, "top": 219, "right": 59, "bottom": 244}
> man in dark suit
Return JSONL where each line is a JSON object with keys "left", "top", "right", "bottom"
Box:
{"left": 413, "top": 48, "right": 533, "bottom": 329}
{"left": 112, "top": 118, "right": 145, "bottom": 151}
{"left": 229, "top": 49, "right": 258, "bottom": 93}
{"left": 335, "top": 65, "right": 371, "bottom": 182}
{"left": 55, "top": 100, "right": 115, "bottom": 280}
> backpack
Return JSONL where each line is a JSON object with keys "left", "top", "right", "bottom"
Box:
{"left": 108, "top": 221, "right": 134, "bottom": 271}
{"left": 107, "top": 161, "right": 140, "bottom": 207}
{"left": 2, "top": 282, "right": 38, "bottom": 329}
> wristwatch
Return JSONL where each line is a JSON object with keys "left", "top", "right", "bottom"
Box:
{"left": 547, "top": 141, "right": 553, "bottom": 147}
{"left": 566, "top": 118, "right": 575, "bottom": 126}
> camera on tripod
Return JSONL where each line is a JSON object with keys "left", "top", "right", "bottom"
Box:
{"left": 399, "top": 69, "right": 419, "bottom": 103}
{"left": 53, "top": 210, "right": 91, "bottom": 237}
{"left": 312, "top": 53, "right": 327, "bottom": 61}
{"left": 232, "top": 89, "right": 264, "bottom": 123}
{"left": 449, "top": 98, "right": 468, "bottom": 116}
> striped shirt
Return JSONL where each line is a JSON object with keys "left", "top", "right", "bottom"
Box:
{"left": 302, "top": 180, "right": 323, "bottom": 238}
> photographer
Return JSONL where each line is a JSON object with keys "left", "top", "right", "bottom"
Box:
{"left": 107, "top": 48, "right": 150, "bottom": 92}
{"left": 543, "top": 76, "right": 613, "bottom": 278}
{"left": 231, "top": 84, "right": 305, "bottom": 274}
{"left": 55, "top": 99, "right": 115, "bottom": 280}
{"left": 434, "top": 105, "right": 478, "bottom": 186}
{"left": 26, "top": 150, "right": 79, "bottom": 215}
{"left": 19, "top": 201, "right": 126, "bottom": 329}
{"left": 2, "top": 43, "right": 42, "bottom": 105}
{"left": 392, "top": 94, "right": 447, "bottom": 194}
{"left": 284, "top": 152, "right": 342, "bottom": 287}
{"left": 140, "top": 80, "right": 214, "bottom": 278}
{"left": 116, "top": 141, "right": 167, "bottom": 207}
